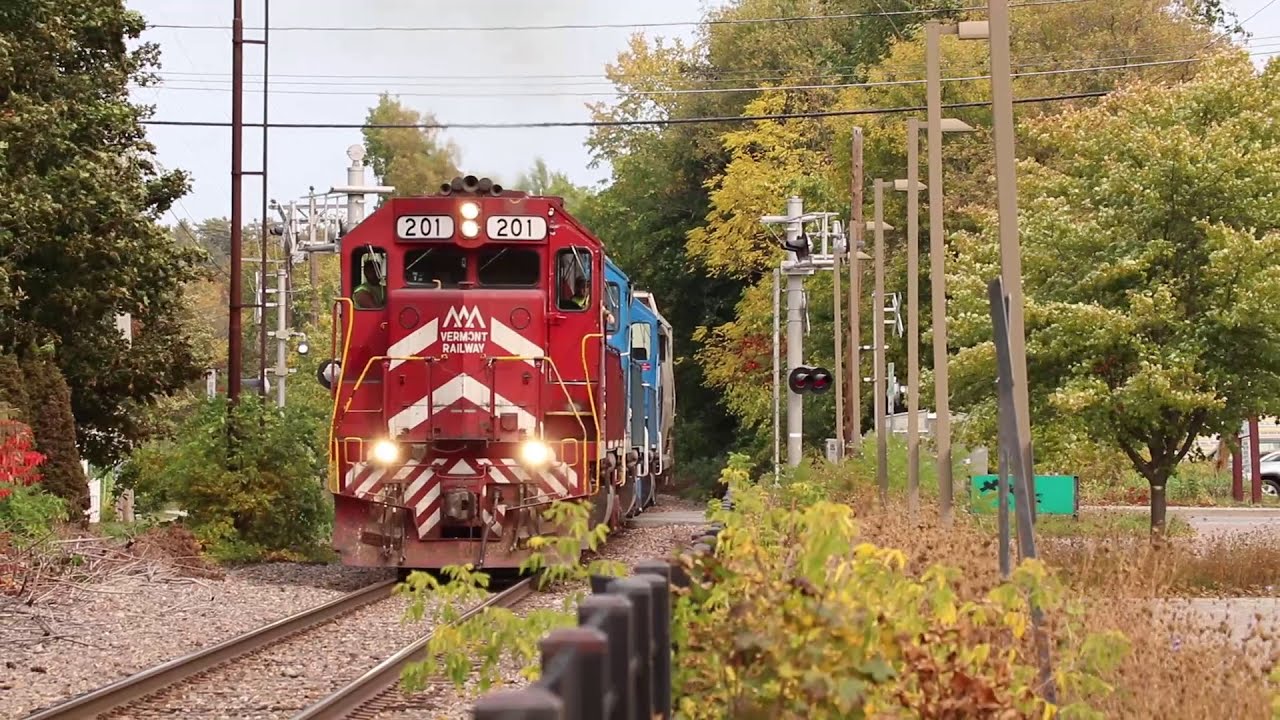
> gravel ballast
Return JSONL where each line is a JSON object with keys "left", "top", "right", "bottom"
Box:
{"left": 2, "top": 507, "right": 710, "bottom": 720}
{"left": 1, "top": 563, "right": 394, "bottom": 720}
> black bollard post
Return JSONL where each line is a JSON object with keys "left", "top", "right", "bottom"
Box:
{"left": 473, "top": 687, "right": 564, "bottom": 720}
{"left": 580, "top": 594, "right": 635, "bottom": 720}
{"left": 633, "top": 572, "right": 672, "bottom": 719}
{"left": 540, "top": 627, "right": 608, "bottom": 720}
{"left": 608, "top": 577, "right": 655, "bottom": 720}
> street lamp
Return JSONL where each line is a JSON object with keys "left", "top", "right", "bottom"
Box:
{"left": 926, "top": 18, "right": 987, "bottom": 525}
{"left": 984, "top": 0, "right": 1036, "bottom": 522}
{"left": 894, "top": 119, "right": 926, "bottom": 515}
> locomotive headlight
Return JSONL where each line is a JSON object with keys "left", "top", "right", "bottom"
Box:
{"left": 461, "top": 219, "right": 480, "bottom": 238}
{"left": 459, "top": 201, "right": 480, "bottom": 220}
{"left": 371, "top": 439, "right": 400, "bottom": 466}
{"left": 519, "top": 439, "right": 554, "bottom": 468}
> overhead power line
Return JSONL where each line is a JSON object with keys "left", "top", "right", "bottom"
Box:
{"left": 141, "top": 55, "right": 1231, "bottom": 100}
{"left": 148, "top": 0, "right": 1089, "bottom": 33}
{"left": 153, "top": 33, "right": 1263, "bottom": 87}
{"left": 142, "top": 90, "right": 1110, "bottom": 130}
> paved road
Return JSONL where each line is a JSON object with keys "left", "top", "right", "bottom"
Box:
{"left": 1084, "top": 505, "right": 1280, "bottom": 538}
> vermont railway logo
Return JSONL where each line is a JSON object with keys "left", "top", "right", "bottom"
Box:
{"left": 442, "top": 305, "right": 488, "bottom": 353}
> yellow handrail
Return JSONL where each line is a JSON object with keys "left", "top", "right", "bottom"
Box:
{"left": 580, "top": 333, "right": 605, "bottom": 492}
{"left": 489, "top": 354, "right": 595, "bottom": 494}
{"left": 328, "top": 297, "right": 356, "bottom": 493}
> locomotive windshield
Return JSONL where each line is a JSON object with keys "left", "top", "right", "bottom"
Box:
{"left": 478, "top": 248, "right": 539, "bottom": 288}
{"left": 405, "top": 247, "right": 467, "bottom": 288}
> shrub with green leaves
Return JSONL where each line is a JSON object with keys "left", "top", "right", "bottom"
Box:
{"left": 116, "top": 395, "right": 330, "bottom": 561}
{"left": 0, "top": 483, "right": 67, "bottom": 545}
{"left": 398, "top": 498, "right": 627, "bottom": 694}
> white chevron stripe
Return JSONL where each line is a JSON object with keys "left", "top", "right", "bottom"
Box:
{"left": 388, "top": 318, "right": 439, "bottom": 370}
{"left": 414, "top": 483, "right": 441, "bottom": 519}
{"left": 489, "top": 317, "right": 542, "bottom": 366}
{"left": 417, "top": 508, "right": 442, "bottom": 538}
{"left": 387, "top": 373, "right": 537, "bottom": 435}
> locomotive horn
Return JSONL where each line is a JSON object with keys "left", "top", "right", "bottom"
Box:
{"left": 477, "top": 177, "right": 493, "bottom": 194}
{"left": 490, "top": 183, "right": 504, "bottom": 196}
{"left": 439, "top": 182, "right": 453, "bottom": 195}
{"left": 449, "top": 176, "right": 465, "bottom": 193}
{"left": 462, "top": 175, "right": 480, "bottom": 192}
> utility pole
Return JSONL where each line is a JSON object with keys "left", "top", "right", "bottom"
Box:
{"left": 848, "top": 128, "right": 864, "bottom": 454}
{"left": 898, "top": 119, "right": 924, "bottom": 515}
{"left": 872, "top": 179, "right": 889, "bottom": 503}
{"left": 927, "top": 18, "right": 985, "bottom": 525}
{"left": 785, "top": 196, "right": 805, "bottom": 467}
{"left": 230, "top": 0, "right": 269, "bottom": 403}
{"left": 228, "top": 0, "right": 246, "bottom": 403}
{"left": 832, "top": 215, "right": 845, "bottom": 459}
{"left": 988, "top": 0, "right": 1036, "bottom": 517}
{"left": 927, "top": 21, "right": 953, "bottom": 523}
{"left": 772, "top": 266, "right": 781, "bottom": 481}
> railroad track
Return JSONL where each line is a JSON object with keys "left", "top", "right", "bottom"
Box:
{"left": 23, "top": 578, "right": 399, "bottom": 720}
{"left": 292, "top": 575, "right": 537, "bottom": 720}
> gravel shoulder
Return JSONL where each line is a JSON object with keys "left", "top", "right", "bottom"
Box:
{"left": 1, "top": 558, "right": 394, "bottom": 720}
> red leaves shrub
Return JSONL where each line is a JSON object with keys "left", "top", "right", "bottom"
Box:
{"left": 0, "top": 419, "right": 45, "bottom": 500}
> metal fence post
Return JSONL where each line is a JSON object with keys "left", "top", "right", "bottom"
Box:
{"left": 632, "top": 570, "right": 672, "bottom": 718}
{"left": 580, "top": 595, "right": 635, "bottom": 720}
{"left": 473, "top": 687, "right": 564, "bottom": 720}
{"left": 608, "top": 577, "right": 655, "bottom": 720}
{"left": 540, "top": 627, "right": 608, "bottom": 720}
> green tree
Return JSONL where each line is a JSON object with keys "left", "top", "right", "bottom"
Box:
{"left": 363, "top": 95, "right": 461, "bottom": 198}
{"left": 0, "top": 353, "right": 31, "bottom": 423}
{"left": 24, "top": 354, "right": 87, "bottom": 521}
{"left": 513, "top": 158, "right": 593, "bottom": 214}
{"left": 947, "top": 52, "right": 1280, "bottom": 531}
{"left": 0, "top": 1, "right": 208, "bottom": 466}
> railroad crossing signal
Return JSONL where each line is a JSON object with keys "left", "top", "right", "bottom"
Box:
{"left": 788, "top": 365, "right": 833, "bottom": 395}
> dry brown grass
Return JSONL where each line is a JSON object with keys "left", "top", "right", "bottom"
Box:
{"left": 818, "top": 473, "right": 1280, "bottom": 718}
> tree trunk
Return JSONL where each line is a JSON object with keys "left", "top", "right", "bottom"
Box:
{"left": 1149, "top": 479, "right": 1168, "bottom": 536}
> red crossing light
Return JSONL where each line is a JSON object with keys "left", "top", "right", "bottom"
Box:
{"left": 788, "top": 366, "right": 833, "bottom": 395}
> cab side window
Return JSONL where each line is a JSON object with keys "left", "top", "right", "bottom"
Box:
{"left": 352, "top": 247, "right": 388, "bottom": 310}
{"left": 556, "top": 248, "right": 592, "bottom": 312}
{"left": 605, "top": 282, "right": 621, "bottom": 333}
{"left": 631, "top": 322, "right": 652, "bottom": 361}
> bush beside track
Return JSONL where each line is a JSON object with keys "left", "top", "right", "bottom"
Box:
{"left": 421, "top": 453, "right": 1280, "bottom": 719}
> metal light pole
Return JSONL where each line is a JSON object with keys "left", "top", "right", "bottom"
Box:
{"left": 848, "top": 128, "right": 865, "bottom": 453}
{"left": 785, "top": 196, "right": 805, "bottom": 467}
{"left": 987, "top": 0, "right": 1036, "bottom": 516}
{"left": 895, "top": 120, "right": 924, "bottom": 515}
{"left": 927, "top": 18, "right": 986, "bottom": 524}
{"left": 872, "top": 180, "right": 889, "bottom": 503}
{"left": 833, "top": 226, "right": 845, "bottom": 459}
{"left": 773, "top": 266, "right": 781, "bottom": 480}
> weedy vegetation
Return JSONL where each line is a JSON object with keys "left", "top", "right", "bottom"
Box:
{"left": 400, "top": 453, "right": 1280, "bottom": 718}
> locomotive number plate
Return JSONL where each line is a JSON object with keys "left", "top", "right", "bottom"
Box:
{"left": 486, "top": 215, "right": 548, "bottom": 240}
{"left": 396, "top": 215, "right": 455, "bottom": 239}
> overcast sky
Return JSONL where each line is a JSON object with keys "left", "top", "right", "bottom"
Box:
{"left": 126, "top": 0, "right": 1279, "bottom": 224}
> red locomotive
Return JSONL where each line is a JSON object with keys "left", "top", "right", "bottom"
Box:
{"left": 319, "top": 175, "right": 674, "bottom": 569}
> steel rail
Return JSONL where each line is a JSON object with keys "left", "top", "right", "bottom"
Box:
{"left": 23, "top": 578, "right": 399, "bottom": 720}
{"left": 293, "top": 575, "right": 538, "bottom": 720}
